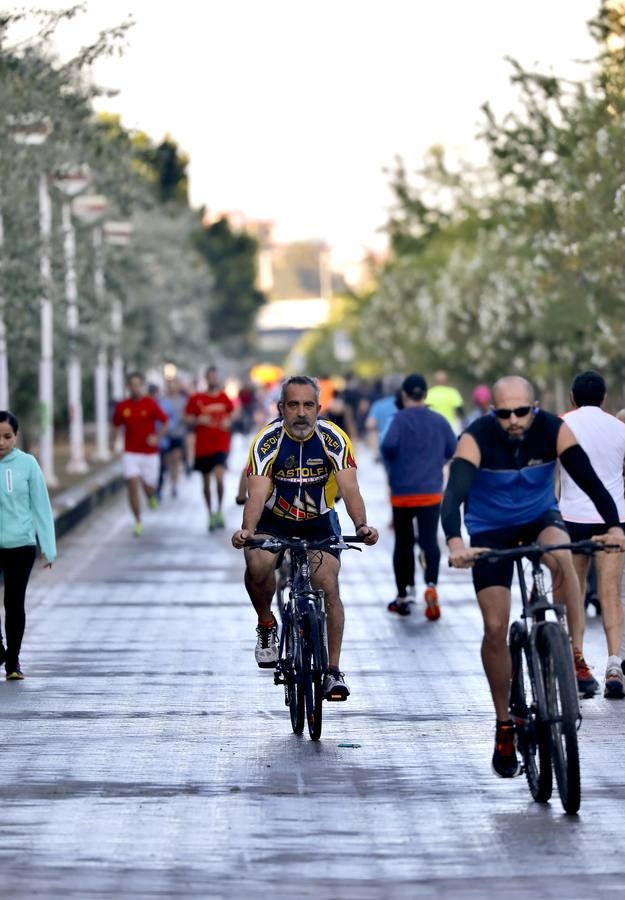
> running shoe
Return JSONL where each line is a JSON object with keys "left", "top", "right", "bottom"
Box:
{"left": 387, "top": 597, "right": 411, "bottom": 616}
{"left": 208, "top": 514, "right": 217, "bottom": 532}
{"left": 255, "top": 617, "right": 279, "bottom": 668}
{"left": 214, "top": 510, "right": 225, "bottom": 529}
{"left": 6, "top": 659, "right": 24, "bottom": 681}
{"left": 604, "top": 665, "right": 625, "bottom": 699}
{"left": 148, "top": 496, "right": 159, "bottom": 510}
{"left": 323, "top": 669, "right": 350, "bottom": 701}
{"left": 574, "top": 649, "right": 599, "bottom": 696}
{"left": 492, "top": 720, "right": 521, "bottom": 778}
{"left": 133, "top": 522, "right": 144, "bottom": 537}
{"left": 424, "top": 584, "right": 440, "bottom": 621}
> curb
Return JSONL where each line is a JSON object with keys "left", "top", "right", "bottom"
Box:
{"left": 52, "top": 460, "right": 125, "bottom": 539}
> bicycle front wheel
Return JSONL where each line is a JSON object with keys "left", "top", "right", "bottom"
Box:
{"left": 509, "top": 621, "right": 551, "bottom": 803}
{"left": 285, "top": 614, "right": 304, "bottom": 735}
{"left": 539, "top": 622, "right": 581, "bottom": 815}
{"left": 304, "top": 603, "right": 324, "bottom": 741}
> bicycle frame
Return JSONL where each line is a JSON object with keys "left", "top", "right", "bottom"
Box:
{"left": 512, "top": 551, "right": 581, "bottom": 729}
{"left": 275, "top": 543, "right": 328, "bottom": 687}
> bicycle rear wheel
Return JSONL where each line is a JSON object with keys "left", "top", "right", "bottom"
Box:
{"left": 509, "top": 621, "right": 552, "bottom": 803}
{"left": 539, "top": 622, "right": 581, "bottom": 814}
{"left": 304, "top": 602, "right": 324, "bottom": 741}
{"left": 285, "top": 613, "right": 304, "bottom": 734}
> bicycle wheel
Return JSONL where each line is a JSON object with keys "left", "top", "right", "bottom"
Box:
{"left": 304, "top": 602, "right": 324, "bottom": 741}
{"left": 284, "top": 612, "right": 304, "bottom": 734}
{"left": 539, "top": 622, "right": 581, "bottom": 814}
{"left": 509, "top": 621, "right": 552, "bottom": 802}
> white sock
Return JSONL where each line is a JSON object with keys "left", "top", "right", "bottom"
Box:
{"left": 607, "top": 655, "right": 622, "bottom": 671}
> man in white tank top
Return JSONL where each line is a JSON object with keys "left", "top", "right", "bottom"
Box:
{"left": 560, "top": 370, "right": 625, "bottom": 698}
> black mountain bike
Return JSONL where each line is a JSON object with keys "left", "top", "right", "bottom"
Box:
{"left": 246, "top": 534, "right": 364, "bottom": 740}
{"left": 478, "top": 539, "right": 614, "bottom": 815}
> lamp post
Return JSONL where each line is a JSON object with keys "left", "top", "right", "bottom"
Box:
{"left": 103, "top": 220, "right": 133, "bottom": 404}
{"left": 72, "top": 194, "right": 109, "bottom": 461}
{"left": 10, "top": 115, "right": 57, "bottom": 485}
{"left": 0, "top": 207, "right": 8, "bottom": 408}
{"left": 53, "top": 166, "right": 90, "bottom": 473}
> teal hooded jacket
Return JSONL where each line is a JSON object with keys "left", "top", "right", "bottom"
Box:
{"left": 0, "top": 449, "right": 57, "bottom": 562}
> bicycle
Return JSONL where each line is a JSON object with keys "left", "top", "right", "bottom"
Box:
{"left": 477, "top": 539, "right": 615, "bottom": 815}
{"left": 245, "top": 534, "right": 364, "bottom": 740}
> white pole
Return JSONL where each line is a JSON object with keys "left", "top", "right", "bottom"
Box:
{"left": 93, "top": 225, "right": 111, "bottom": 461}
{"left": 62, "top": 202, "right": 88, "bottom": 473}
{"left": 38, "top": 173, "right": 58, "bottom": 487}
{"left": 111, "top": 296, "right": 124, "bottom": 402}
{"left": 0, "top": 210, "right": 9, "bottom": 408}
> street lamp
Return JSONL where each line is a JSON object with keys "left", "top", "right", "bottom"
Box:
{"left": 10, "top": 114, "right": 57, "bottom": 486}
{"left": 103, "top": 220, "right": 133, "bottom": 404}
{"left": 72, "top": 193, "right": 109, "bottom": 461}
{"left": 53, "top": 165, "right": 90, "bottom": 473}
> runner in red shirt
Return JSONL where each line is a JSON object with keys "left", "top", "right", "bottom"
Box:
{"left": 185, "top": 366, "right": 234, "bottom": 531}
{"left": 112, "top": 372, "right": 168, "bottom": 536}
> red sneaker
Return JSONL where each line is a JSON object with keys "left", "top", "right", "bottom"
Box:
{"left": 424, "top": 585, "right": 440, "bottom": 621}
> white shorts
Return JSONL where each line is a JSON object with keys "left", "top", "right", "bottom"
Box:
{"left": 122, "top": 452, "right": 160, "bottom": 487}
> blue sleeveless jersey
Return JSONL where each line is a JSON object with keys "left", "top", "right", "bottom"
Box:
{"left": 463, "top": 410, "right": 562, "bottom": 535}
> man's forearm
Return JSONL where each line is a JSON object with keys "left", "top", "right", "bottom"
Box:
{"left": 242, "top": 493, "right": 266, "bottom": 532}
{"left": 343, "top": 491, "right": 368, "bottom": 528}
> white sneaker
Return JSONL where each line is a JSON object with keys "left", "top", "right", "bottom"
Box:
{"left": 255, "top": 619, "right": 279, "bottom": 668}
{"left": 604, "top": 664, "right": 625, "bottom": 699}
{"left": 323, "top": 670, "right": 350, "bottom": 701}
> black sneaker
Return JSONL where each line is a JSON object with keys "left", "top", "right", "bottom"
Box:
{"left": 387, "top": 597, "right": 411, "bottom": 616}
{"left": 6, "top": 658, "right": 24, "bottom": 681}
{"left": 323, "top": 669, "right": 350, "bottom": 701}
{"left": 492, "top": 720, "right": 521, "bottom": 778}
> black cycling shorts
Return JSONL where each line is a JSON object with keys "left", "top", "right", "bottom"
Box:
{"left": 194, "top": 452, "right": 228, "bottom": 474}
{"left": 255, "top": 510, "right": 342, "bottom": 561}
{"left": 564, "top": 520, "right": 625, "bottom": 549}
{"left": 470, "top": 508, "right": 568, "bottom": 593}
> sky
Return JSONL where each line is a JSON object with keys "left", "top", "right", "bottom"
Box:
{"left": 17, "top": 0, "right": 601, "bottom": 260}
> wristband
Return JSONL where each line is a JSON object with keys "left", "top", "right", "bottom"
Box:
{"left": 355, "top": 522, "right": 368, "bottom": 531}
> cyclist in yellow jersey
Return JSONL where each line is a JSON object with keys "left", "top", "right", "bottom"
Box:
{"left": 232, "top": 375, "right": 378, "bottom": 700}
{"left": 426, "top": 370, "right": 464, "bottom": 433}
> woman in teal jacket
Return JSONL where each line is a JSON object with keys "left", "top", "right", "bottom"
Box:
{"left": 0, "top": 411, "right": 56, "bottom": 679}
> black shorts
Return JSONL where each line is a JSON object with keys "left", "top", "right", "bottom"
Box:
{"left": 194, "top": 452, "right": 228, "bottom": 474}
{"left": 165, "top": 436, "right": 185, "bottom": 452}
{"left": 564, "top": 520, "right": 625, "bottom": 549}
{"left": 256, "top": 510, "right": 342, "bottom": 560}
{"left": 470, "top": 508, "right": 568, "bottom": 593}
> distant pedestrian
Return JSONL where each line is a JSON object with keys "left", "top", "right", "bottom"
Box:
{"left": 185, "top": 366, "right": 234, "bottom": 532}
{"left": 382, "top": 374, "right": 456, "bottom": 619}
{"left": 426, "top": 370, "right": 464, "bottom": 433}
{"left": 159, "top": 379, "right": 188, "bottom": 499}
{"left": 365, "top": 374, "right": 403, "bottom": 454}
{"left": 463, "top": 384, "right": 492, "bottom": 428}
{"left": 0, "top": 410, "right": 56, "bottom": 679}
{"left": 113, "top": 372, "right": 169, "bottom": 536}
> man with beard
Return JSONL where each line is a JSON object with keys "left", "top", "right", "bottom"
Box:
{"left": 441, "top": 376, "right": 625, "bottom": 778}
{"left": 232, "top": 376, "right": 378, "bottom": 700}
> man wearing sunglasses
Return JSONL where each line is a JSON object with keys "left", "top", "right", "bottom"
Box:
{"left": 441, "top": 375, "right": 625, "bottom": 779}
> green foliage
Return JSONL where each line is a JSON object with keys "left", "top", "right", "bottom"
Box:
{"left": 358, "top": 2, "right": 625, "bottom": 405}
{"left": 192, "top": 216, "right": 265, "bottom": 345}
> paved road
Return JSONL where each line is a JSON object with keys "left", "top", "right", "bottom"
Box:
{"left": 3, "top": 436, "right": 625, "bottom": 899}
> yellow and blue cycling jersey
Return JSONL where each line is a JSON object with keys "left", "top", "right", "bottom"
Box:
{"left": 247, "top": 418, "right": 357, "bottom": 521}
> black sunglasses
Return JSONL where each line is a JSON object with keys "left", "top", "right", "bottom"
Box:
{"left": 493, "top": 406, "right": 533, "bottom": 420}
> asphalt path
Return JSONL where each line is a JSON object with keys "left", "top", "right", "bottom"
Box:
{"left": 2, "top": 435, "right": 625, "bottom": 899}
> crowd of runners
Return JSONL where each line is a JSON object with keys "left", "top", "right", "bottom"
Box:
{"left": 2, "top": 363, "right": 625, "bottom": 780}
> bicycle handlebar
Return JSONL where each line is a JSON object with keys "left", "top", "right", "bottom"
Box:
{"left": 244, "top": 534, "right": 366, "bottom": 552}
{"left": 477, "top": 539, "right": 621, "bottom": 563}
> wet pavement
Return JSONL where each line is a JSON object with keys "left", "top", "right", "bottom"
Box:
{"left": 3, "top": 435, "right": 625, "bottom": 899}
